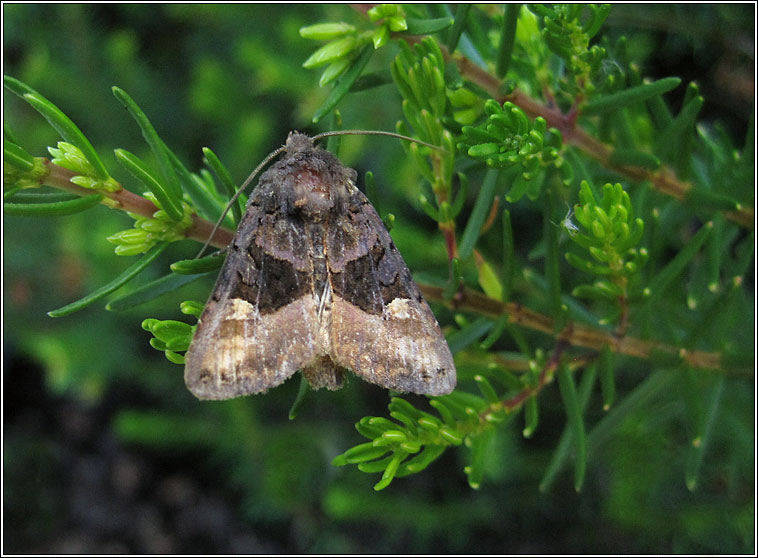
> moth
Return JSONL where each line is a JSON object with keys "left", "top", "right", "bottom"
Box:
{"left": 184, "top": 132, "right": 456, "bottom": 399}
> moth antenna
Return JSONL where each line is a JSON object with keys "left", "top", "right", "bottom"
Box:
{"left": 312, "top": 129, "right": 447, "bottom": 152}
{"left": 196, "top": 145, "right": 287, "bottom": 258}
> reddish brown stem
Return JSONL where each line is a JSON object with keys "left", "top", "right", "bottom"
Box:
{"left": 419, "top": 284, "right": 743, "bottom": 374}
{"left": 401, "top": 33, "right": 754, "bottom": 229}
{"left": 43, "top": 159, "right": 234, "bottom": 249}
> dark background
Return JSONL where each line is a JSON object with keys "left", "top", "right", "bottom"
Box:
{"left": 3, "top": 4, "right": 754, "bottom": 554}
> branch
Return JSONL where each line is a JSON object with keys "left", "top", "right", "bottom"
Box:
{"left": 419, "top": 283, "right": 748, "bottom": 375}
{"left": 42, "top": 159, "right": 234, "bottom": 249}
{"left": 402, "top": 36, "right": 754, "bottom": 229}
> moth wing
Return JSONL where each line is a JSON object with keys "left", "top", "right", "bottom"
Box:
{"left": 326, "top": 191, "right": 456, "bottom": 395}
{"left": 184, "top": 194, "right": 320, "bottom": 400}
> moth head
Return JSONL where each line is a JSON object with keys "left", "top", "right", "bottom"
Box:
{"left": 283, "top": 132, "right": 357, "bottom": 218}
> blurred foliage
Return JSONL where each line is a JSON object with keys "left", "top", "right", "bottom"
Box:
{"left": 3, "top": 4, "right": 755, "bottom": 554}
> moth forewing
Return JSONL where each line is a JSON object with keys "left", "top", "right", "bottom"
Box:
{"left": 184, "top": 186, "right": 321, "bottom": 399}
{"left": 325, "top": 188, "right": 456, "bottom": 395}
{"left": 184, "top": 132, "right": 456, "bottom": 399}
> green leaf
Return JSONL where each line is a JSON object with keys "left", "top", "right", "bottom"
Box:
{"left": 447, "top": 172, "right": 468, "bottom": 218}
{"left": 599, "top": 345, "right": 615, "bottom": 410}
{"left": 439, "top": 426, "right": 464, "bottom": 445}
{"left": 288, "top": 375, "right": 312, "bottom": 421}
{"left": 446, "top": 4, "right": 471, "bottom": 51}
{"left": 474, "top": 374, "right": 499, "bottom": 403}
{"left": 643, "top": 221, "right": 712, "bottom": 307}
{"left": 372, "top": 25, "right": 390, "bottom": 49}
{"left": 333, "top": 442, "right": 391, "bottom": 466}
{"left": 48, "top": 242, "right": 170, "bottom": 317}
{"left": 685, "top": 376, "right": 724, "bottom": 491}
{"left": 505, "top": 173, "right": 536, "bottom": 203}
{"left": 499, "top": 209, "right": 515, "bottom": 302}
{"left": 458, "top": 168, "right": 500, "bottom": 262}
{"left": 730, "top": 232, "right": 754, "bottom": 279}
{"left": 4, "top": 121, "right": 21, "bottom": 144}
{"left": 373, "top": 451, "right": 409, "bottom": 491}
{"left": 4, "top": 193, "right": 103, "bottom": 216}
{"left": 404, "top": 16, "right": 454, "bottom": 35}
{"left": 3, "top": 74, "right": 41, "bottom": 97}
{"left": 357, "top": 455, "right": 394, "bottom": 474}
{"left": 442, "top": 257, "right": 462, "bottom": 300}
{"left": 556, "top": 364, "right": 587, "bottom": 492}
{"left": 583, "top": 4, "right": 611, "bottom": 38}
{"left": 4, "top": 75, "right": 111, "bottom": 180}
{"left": 354, "top": 417, "right": 389, "bottom": 440}
{"left": 312, "top": 45, "right": 373, "bottom": 124}
{"left": 299, "top": 22, "right": 356, "bottom": 40}
{"left": 367, "top": 3, "right": 400, "bottom": 20}
{"left": 683, "top": 186, "right": 741, "bottom": 213}
{"left": 388, "top": 411, "right": 418, "bottom": 437}
{"left": 475, "top": 256, "right": 503, "bottom": 300}
{"left": 496, "top": 4, "right": 520, "bottom": 78}
{"left": 349, "top": 69, "right": 394, "bottom": 91}
{"left": 480, "top": 314, "right": 509, "bottom": 350}
{"left": 302, "top": 36, "right": 358, "bottom": 69}
{"left": 112, "top": 87, "right": 184, "bottom": 221}
{"left": 325, "top": 110, "right": 344, "bottom": 155}
{"left": 588, "top": 369, "right": 677, "bottom": 452}
{"left": 4, "top": 139, "right": 35, "bottom": 171}
{"left": 114, "top": 148, "right": 180, "bottom": 219}
{"left": 428, "top": 399, "right": 455, "bottom": 428}
{"left": 445, "top": 317, "right": 494, "bottom": 354}
{"left": 170, "top": 253, "right": 226, "bottom": 275}
{"left": 565, "top": 252, "right": 612, "bottom": 275}
{"left": 202, "top": 147, "right": 243, "bottom": 224}
{"left": 544, "top": 191, "right": 562, "bottom": 318}
{"left": 396, "top": 444, "right": 446, "bottom": 475}
{"left": 444, "top": 389, "right": 489, "bottom": 412}
{"left": 608, "top": 148, "right": 661, "bottom": 170}
{"left": 571, "top": 284, "right": 618, "bottom": 302}
{"left": 388, "top": 397, "right": 425, "bottom": 421}
{"left": 655, "top": 94, "right": 704, "bottom": 166}
{"left": 105, "top": 272, "right": 206, "bottom": 312}
{"left": 4, "top": 192, "right": 78, "bottom": 203}
{"left": 386, "top": 16, "right": 408, "bottom": 33}
{"left": 647, "top": 92, "right": 674, "bottom": 130}
{"left": 464, "top": 428, "right": 495, "bottom": 489}
{"left": 145, "top": 319, "right": 193, "bottom": 341}
{"left": 582, "top": 77, "right": 681, "bottom": 115}
{"left": 540, "top": 364, "right": 597, "bottom": 492}
{"left": 320, "top": 55, "right": 355, "bottom": 86}
{"left": 165, "top": 145, "right": 227, "bottom": 224}
{"left": 523, "top": 395, "right": 538, "bottom": 438}
{"left": 180, "top": 300, "right": 205, "bottom": 318}
{"left": 704, "top": 215, "right": 726, "bottom": 294}
{"left": 3, "top": 186, "right": 23, "bottom": 200}
{"left": 164, "top": 350, "right": 185, "bottom": 365}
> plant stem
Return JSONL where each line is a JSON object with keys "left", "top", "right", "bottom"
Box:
{"left": 400, "top": 34, "right": 754, "bottom": 229}
{"left": 43, "top": 159, "right": 234, "bottom": 248}
{"left": 419, "top": 283, "right": 744, "bottom": 374}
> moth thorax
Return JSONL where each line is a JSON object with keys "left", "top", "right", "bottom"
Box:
{"left": 292, "top": 167, "right": 343, "bottom": 217}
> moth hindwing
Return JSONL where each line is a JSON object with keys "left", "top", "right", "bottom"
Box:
{"left": 184, "top": 132, "right": 456, "bottom": 399}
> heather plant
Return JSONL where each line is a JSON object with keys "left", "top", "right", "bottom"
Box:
{"left": 4, "top": 4, "right": 753, "bottom": 553}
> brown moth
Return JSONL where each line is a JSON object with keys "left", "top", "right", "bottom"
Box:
{"left": 184, "top": 132, "right": 456, "bottom": 399}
